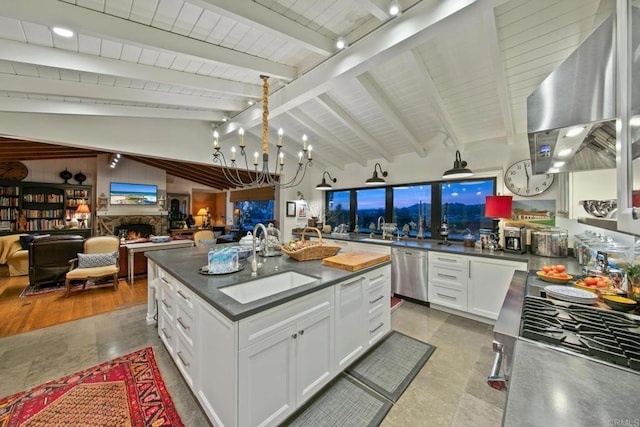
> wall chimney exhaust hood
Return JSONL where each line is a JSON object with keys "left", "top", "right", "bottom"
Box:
{"left": 527, "top": 7, "right": 640, "bottom": 175}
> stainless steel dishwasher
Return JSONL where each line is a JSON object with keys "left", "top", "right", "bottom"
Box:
{"left": 391, "top": 247, "right": 428, "bottom": 303}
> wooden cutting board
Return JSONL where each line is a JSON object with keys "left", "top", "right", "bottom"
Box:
{"left": 322, "top": 251, "right": 390, "bottom": 271}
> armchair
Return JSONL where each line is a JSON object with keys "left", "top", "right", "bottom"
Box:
{"left": 28, "top": 235, "right": 85, "bottom": 287}
{"left": 65, "top": 236, "right": 120, "bottom": 297}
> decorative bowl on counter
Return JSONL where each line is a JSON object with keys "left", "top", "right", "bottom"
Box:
{"left": 602, "top": 295, "right": 637, "bottom": 312}
{"left": 150, "top": 235, "right": 170, "bottom": 243}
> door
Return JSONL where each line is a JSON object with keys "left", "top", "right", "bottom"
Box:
{"left": 334, "top": 275, "right": 368, "bottom": 371}
{"left": 238, "top": 324, "right": 297, "bottom": 427}
{"left": 296, "top": 307, "right": 334, "bottom": 405}
{"left": 468, "top": 258, "right": 527, "bottom": 320}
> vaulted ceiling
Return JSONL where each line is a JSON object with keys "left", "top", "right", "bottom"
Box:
{"left": 0, "top": 0, "right": 615, "bottom": 179}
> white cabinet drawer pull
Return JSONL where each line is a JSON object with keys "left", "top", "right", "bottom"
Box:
{"left": 161, "top": 299, "right": 171, "bottom": 309}
{"left": 436, "top": 257, "right": 457, "bottom": 263}
{"left": 370, "top": 274, "right": 385, "bottom": 281}
{"left": 369, "top": 322, "right": 384, "bottom": 333}
{"left": 437, "top": 273, "right": 457, "bottom": 280}
{"left": 342, "top": 277, "right": 365, "bottom": 288}
{"left": 177, "top": 317, "right": 190, "bottom": 330}
{"left": 177, "top": 290, "right": 190, "bottom": 300}
{"left": 161, "top": 277, "right": 170, "bottom": 284}
{"left": 161, "top": 328, "right": 171, "bottom": 339}
{"left": 437, "top": 293, "right": 457, "bottom": 300}
{"left": 177, "top": 351, "right": 190, "bottom": 367}
{"left": 369, "top": 295, "right": 384, "bottom": 304}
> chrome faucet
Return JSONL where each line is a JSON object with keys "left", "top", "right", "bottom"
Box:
{"left": 377, "top": 216, "right": 386, "bottom": 239}
{"left": 251, "top": 223, "right": 268, "bottom": 276}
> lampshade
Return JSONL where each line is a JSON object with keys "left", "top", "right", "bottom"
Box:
{"left": 316, "top": 171, "right": 337, "bottom": 191}
{"left": 485, "top": 195, "right": 513, "bottom": 219}
{"left": 365, "top": 163, "right": 388, "bottom": 186}
{"left": 196, "top": 208, "right": 208, "bottom": 217}
{"left": 442, "top": 150, "right": 473, "bottom": 179}
{"left": 76, "top": 203, "right": 90, "bottom": 214}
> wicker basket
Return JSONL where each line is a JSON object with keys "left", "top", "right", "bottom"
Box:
{"left": 280, "top": 227, "right": 341, "bottom": 261}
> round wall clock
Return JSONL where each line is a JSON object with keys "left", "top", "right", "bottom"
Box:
{"left": 504, "top": 159, "right": 554, "bottom": 197}
{"left": 0, "top": 161, "right": 28, "bottom": 181}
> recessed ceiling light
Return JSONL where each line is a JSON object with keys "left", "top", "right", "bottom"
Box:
{"left": 336, "top": 36, "right": 346, "bottom": 50}
{"left": 557, "top": 148, "right": 573, "bottom": 157}
{"left": 52, "top": 26, "right": 74, "bottom": 38}
{"left": 389, "top": 0, "right": 400, "bottom": 16}
{"left": 247, "top": 100, "right": 254, "bottom": 106}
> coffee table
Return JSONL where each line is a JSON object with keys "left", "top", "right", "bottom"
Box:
{"left": 124, "top": 240, "right": 194, "bottom": 284}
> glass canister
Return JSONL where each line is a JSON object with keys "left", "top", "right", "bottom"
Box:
{"left": 530, "top": 227, "right": 568, "bottom": 257}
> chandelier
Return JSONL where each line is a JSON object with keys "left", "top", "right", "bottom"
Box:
{"left": 212, "top": 75, "right": 313, "bottom": 188}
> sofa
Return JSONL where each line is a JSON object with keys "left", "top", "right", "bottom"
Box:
{"left": 28, "top": 235, "right": 85, "bottom": 287}
{"left": 0, "top": 234, "right": 29, "bottom": 276}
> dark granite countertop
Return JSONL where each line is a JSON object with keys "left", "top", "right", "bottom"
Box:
{"left": 504, "top": 339, "right": 640, "bottom": 426}
{"left": 146, "top": 245, "right": 390, "bottom": 322}
{"left": 298, "top": 232, "right": 579, "bottom": 272}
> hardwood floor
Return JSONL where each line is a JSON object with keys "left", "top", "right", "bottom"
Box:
{"left": 0, "top": 268, "right": 147, "bottom": 338}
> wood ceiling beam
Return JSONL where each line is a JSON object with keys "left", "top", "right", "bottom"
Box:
{"left": 0, "top": 39, "right": 261, "bottom": 99}
{"left": 2, "top": 0, "right": 296, "bottom": 81}
{"left": 192, "top": 0, "right": 334, "bottom": 55}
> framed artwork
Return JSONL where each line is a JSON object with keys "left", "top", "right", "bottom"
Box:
{"left": 296, "top": 201, "right": 308, "bottom": 220}
{"left": 286, "top": 201, "right": 296, "bottom": 217}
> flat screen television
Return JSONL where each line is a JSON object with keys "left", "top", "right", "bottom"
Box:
{"left": 109, "top": 182, "right": 158, "bottom": 205}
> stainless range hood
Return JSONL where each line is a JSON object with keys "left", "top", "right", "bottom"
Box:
{"left": 527, "top": 7, "right": 640, "bottom": 174}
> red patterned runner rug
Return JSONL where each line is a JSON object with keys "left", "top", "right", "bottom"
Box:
{"left": 0, "top": 347, "right": 184, "bottom": 426}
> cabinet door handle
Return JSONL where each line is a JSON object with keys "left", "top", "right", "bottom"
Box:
{"left": 177, "top": 351, "right": 190, "bottom": 367}
{"left": 370, "top": 322, "right": 384, "bottom": 333}
{"left": 369, "top": 295, "right": 384, "bottom": 304}
{"left": 161, "top": 328, "right": 171, "bottom": 339}
{"left": 342, "top": 277, "right": 365, "bottom": 288}
{"left": 437, "top": 293, "right": 457, "bottom": 300}
{"left": 176, "top": 317, "right": 190, "bottom": 330}
{"left": 177, "top": 290, "right": 190, "bottom": 300}
{"left": 161, "top": 299, "right": 171, "bottom": 309}
{"left": 437, "top": 273, "right": 457, "bottom": 280}
{"left": 292, "top": 333, "right": 298, "bottom": 339}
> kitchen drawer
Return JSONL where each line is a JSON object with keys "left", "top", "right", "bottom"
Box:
{"left": 368, "top": 283, "right": 386, "bottom": 316}
{"left": 159, "top": 288, "right": 175, "bottom": 321}
{"left": 239, "top": 287, "right": 333, "bottom": 350}
{"left": 175, "top": 335, "right": 195, "bottom": 387}
{"left": 176, "top": 302, "right": 195, "bottom": 346}
{"left": 429, "top": 283, "right": 467, "bottom": 311}
{"left": 368, "top": 311, "right": 389, "bottom": 346}
{"left": 367, "top": 267, "right": 389, "bottom": 288}
{"left": 158, "top": 267, "right": 177, "bottom": 287}
{"left": 428, "top": 252, "right": 467, "bottom": 269}
{"left": 158, "top": 314, "right": 175, "bottom": 356}
{"left": 175, "top": 282, "right": 195, "bottom": 311}
{"left": 429, "top": 264, "right": 467, "bottom": 290}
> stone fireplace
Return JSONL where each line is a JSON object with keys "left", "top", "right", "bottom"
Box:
{"left": 96, "top": 215, "right": 165, "bottom": 237}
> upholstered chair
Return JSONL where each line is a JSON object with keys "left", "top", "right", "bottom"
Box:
{"left": 65, "top": 236, "right": 120, "bottom": 297}
{"left": 193, "top": 230, "right": 216, "bottom": 246}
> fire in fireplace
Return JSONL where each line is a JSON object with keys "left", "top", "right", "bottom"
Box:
{"left": 114, "top": 223, "right": 154, "bottom": 239}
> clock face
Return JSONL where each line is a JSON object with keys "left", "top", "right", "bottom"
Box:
{"left": 0, "top": 162, "right": 28, "bottom": 181}
{"left": 504, "top": 159, "right": 554, "bottom": 197}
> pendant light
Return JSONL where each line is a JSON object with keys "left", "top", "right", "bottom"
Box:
{"left": 365, "top": 163, "right": 388, "bottom": 185}
{"left": 316, "top": 171, "right": 337, "bottom": 191}
{"left": 442, "top": 150, "right": 473, "bottom": 179}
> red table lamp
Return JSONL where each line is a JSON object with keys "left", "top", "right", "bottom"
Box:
{"left": 485, "top": 195, "right": 513, "bottom": 250}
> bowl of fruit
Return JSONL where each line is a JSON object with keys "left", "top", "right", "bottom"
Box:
{"left": 602, "top": 295, "right": 638, "bottom": 312}
{"left": 536, "top": 265, "right": 573, "bottom": 283}
{"left": 573, "top": 276, "right": 615, "bottom": 293}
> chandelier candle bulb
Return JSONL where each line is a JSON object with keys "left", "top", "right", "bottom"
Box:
{"left": 231, "top": 146, "right": 236, "bottom": 161}
{"left": 298, "top": 151, "right": 303, "bottom": 164}
{"left": 277, "top": 128, "right": 283, "bottom": 147}
{"left": 303, "top": 134, "right": 307, "bottom": 150}
{"left": 308, "top": 145, "right": 312, "bottom": 160}
{"left": 239, "top": 128, "right": 245, "bottom": 148}
{"left": 279, "top": 152, "right": 284, "bottom": 165}
{"left": 254, "top": 152, "right": 259, "bottom": 165}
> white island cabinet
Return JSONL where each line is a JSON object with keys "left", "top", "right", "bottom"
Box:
{"left": 152, "top": 262, "right": 391, "bottom": 427}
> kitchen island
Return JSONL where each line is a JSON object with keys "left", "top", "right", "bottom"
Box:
{"left": 145, "top": 245, "right": 391, "bottom": 427}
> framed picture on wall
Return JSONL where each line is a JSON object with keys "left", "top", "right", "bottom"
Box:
{"left": 286, "top": 201, "right": 296, "bottom": 217}
{"left": 296, "top": 201, "right": 308, "bottom": 220}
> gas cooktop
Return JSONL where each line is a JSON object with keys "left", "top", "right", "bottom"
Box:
{"left": 520, "top": 296, "right": 640, "bottom": 373}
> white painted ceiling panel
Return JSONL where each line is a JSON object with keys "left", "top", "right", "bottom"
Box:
{"left": 0, "top": 0, "right": 622, "bottom": 170}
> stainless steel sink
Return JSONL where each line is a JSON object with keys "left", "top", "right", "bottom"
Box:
{"left": 219, "top": 271, "right": 319, "bottom": 304}
{"left": 360, "top": 238, "right": 394, "bottom": 244}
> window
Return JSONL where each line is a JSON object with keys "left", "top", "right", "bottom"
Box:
{"left": 356, "top": 188, "right": 386, "bottom": 233}
{"left": 326, "top": 190, "right": 350, "bottom": 230}
{"left": 440, "top": 179, "right": 495, "bottom": 239}
{"left": 393, "top": 185, "right": 432, "bottom": 238}
{"left": 233, "top": 200, "right": 274, "bottom": 232}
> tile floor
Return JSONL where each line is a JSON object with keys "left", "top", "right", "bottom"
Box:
{"left": 0, "top": 300, "right": 505, "bottom": 426}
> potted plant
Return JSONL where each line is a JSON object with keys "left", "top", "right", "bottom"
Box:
{"left": 624, "top": 263, "right": 640, "bottom": 301}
